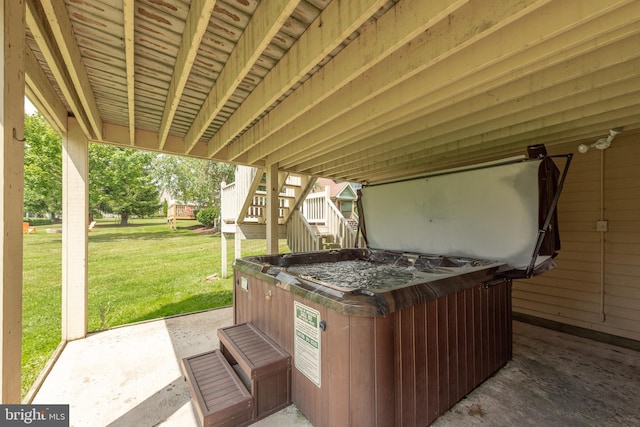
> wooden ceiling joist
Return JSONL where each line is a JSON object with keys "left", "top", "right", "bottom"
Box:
{"left": 183, "top": 0, "right": 300, "bottom": 154}
{"left": 227, "top": 0, "right": 473, "bottom": 164}
{"left": 352, "top": 109, "right": 640, "bottom": 184}
{"left": 26, "top": 0, "right": 96, "bottom": 139}
{"left": 252, "top": 3, "right": 638, "bottom": 174}
{"left": 206, "top": 0, "right": 390, "bottom": 159}
{"left": 123, "top": 0, "right": 136, "bottom": 145}
{"left": 24, "top": 45, "right": 67, "bottom": 134}
{"left": 255, "top": 0, "right": 631, "bottom": 171}
{"left": 337, "top": 92, "right": 640, "bottom": 183}
{"left": 157, "top": 0, "right": 217, "bottom": 150}
{"left": 299, "top": 34, "right": 640, "bottom": 176}
{"left": 38, "top": 0, "right": 103, "bottom": 140}
{"left": 21, "top": 0, "right": 640, "bottom": 184}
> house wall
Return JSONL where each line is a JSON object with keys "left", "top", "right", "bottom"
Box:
{"left": 513, "top": 132, "right": 640, "bottom": 342}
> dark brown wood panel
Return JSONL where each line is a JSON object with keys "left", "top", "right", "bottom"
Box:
{"left": 374, "top": 313, "right": 396, "bottom": 427}
{"left": 349, "top": 315, "right": 375, "bottom": 427}
{"left": 436, "top": 296, "right": 449, "bottom": 415}
{"left": 414, "top": 304, "right": 428, "bottom": 425}
{"left": 425, "top": 299, "right": 439, "bottom": 425}
{"left": 447, "top": 294, "right": 459, "bottom": 406}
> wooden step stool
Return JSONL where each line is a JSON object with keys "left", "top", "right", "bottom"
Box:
{"left": 182, "top": 350, "right": 253, "bottom": 427}
{"left": 218, "top": 323, "right": 291, "bottom": 421}
{"left": 182, "top": 322, "right": 291, "bottom": 426}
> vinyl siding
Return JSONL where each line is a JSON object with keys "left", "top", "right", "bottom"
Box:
{"left": 513, "top": 132, "right": 640, "bottom": 342}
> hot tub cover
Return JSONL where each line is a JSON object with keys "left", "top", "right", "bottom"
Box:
{"left": 357, "top": 154, "right": 567, "bottom": 275}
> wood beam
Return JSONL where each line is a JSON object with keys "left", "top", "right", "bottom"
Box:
{"left": 24, "top": 44, "right": 67, "bottom": 133}
{"left": 282, "top": 175, "right": 315, "bottom": 224}
{"left": 230, "top": 0, "right": 470, "bottom": 163}
{"left": 208, "top": 0, "right": 389, "bottom": 159}
{"left": 257, "top": 0, "right": 630, "bottom": 168}
{"left": 354, "top": 115, "right": 640, "bottom": 184}
{"left": 302, "top": 35, "right": 640, "bottom": 177}
{"left": 340, "top": 97, "right": 640, "bottom": 183}
{"left": 62, "top": 117, "right": 89, "bottom": 341}
{"left": 264, "top": 1, "right": 638, "bottom": 169}
{"left": 123, "top": 0, "right": 135, "bottom": 144}
{"left": 158, "top": 0, "right": 217, "bottom": 150}
{"left": 25, "top": 0, "right": 93, "bottom": 140}
{"left": 184, "top": 0, "right": 299, "bottom": 154}
{"left": 236, "top": 167, "right": 265, "bottom": 224}
{"left": 266, "top": 162, "right": 279, "bottom": 254}
{"left": 0, "top": 0, "right": 25, "bottom": 404}
{"left": 39, "top": 0, "right": 103, "bottom": 140}
{"left": 101, "top": 122, "right": 211, "bottom": 161}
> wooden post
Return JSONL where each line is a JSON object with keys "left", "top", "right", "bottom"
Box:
{"left": 221, "top": 231, "right": 227, "bottom": 279}
{"left": 266, "top": 162, "right": 279, "bottom": 254}
{"left": 62, "top": 117, "right": 89, "bottom": 341}
{"left": 0, "top": 0, "right": 25, "bottom": 403}
{"left": 234, "top": 225, "right": 242, "bottom": 261}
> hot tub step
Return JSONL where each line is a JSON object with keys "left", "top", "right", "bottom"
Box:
{"left": 181, "top": 349, "right": 253, "bottom": 427}
{"left": 218, "top": 322, "right": 292, "bottom": 421}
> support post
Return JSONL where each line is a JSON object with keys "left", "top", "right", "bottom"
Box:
{"left": 266, "top": 162, "right": 279, "bottom": 254}
{"left": 62, "top": 117, "right": 89, "bottom": 341}
{"left": 0, "top": 0, "right": 25, "bottom": 404}
{"left": 234, "top": 225, "right": 242, "bottom": 260}
{"left": 221, "top": 231, "right": 227, "bottom": 279}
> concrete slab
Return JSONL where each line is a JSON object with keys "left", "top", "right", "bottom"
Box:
{"left": 33, "top": 307, "right": 312, "bottom": 427}
{"left": 433, "top": 321, "right": 640, "bottom": 426}
{"left": 33, "top": 307, "right": 640, "bottom": 426}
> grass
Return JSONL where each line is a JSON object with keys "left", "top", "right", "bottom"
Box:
{"left": 21, "top": 217, "right": 289, "bottom": 398}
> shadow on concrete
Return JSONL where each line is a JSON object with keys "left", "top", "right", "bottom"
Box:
{"left": 130, "top": 294, "right": 233, "bottom": 325}
{"left": 104, "top": 308, "right": 235, "bottom": 426}
{"left": 105, "top": 376, "right": 191, "bottom": 427}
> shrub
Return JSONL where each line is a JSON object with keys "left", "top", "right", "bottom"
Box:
{"left": 23, "top": 218, "right": 52, "bottom": 226}
{"left": 196, "top": 208, "right": 217, "bottom": 228}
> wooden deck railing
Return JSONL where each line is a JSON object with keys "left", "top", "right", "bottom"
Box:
{"left": 287, "top": 210, "right": 321, "bottom": 253}
{"left": 295, "top": 186, "right": 364, "bottom": 251}
{"left": 167, "top": 203, "right": 196, "bottom": 229}
{"left": 221, "top": 165, "right": 257, "bottom": 224}
{"left": 222, "top": 166, "right": 363, "bottom": 252}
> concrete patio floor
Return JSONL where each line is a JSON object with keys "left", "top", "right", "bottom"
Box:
{"left": 33, "top": 307, "right": 640, "bottom": 426}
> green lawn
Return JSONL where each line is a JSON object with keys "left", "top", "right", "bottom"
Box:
{"left": 22, "top": 217, "right": 288, "bottom": 398}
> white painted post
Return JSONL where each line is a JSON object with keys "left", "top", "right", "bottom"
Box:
{"left": 221, "top": 231, "right": 227, "bottom": 278}
{"left": 234, "top": 225, "right": 242, "bottom": 261}
{"left": 266, "top": 163, "right": 279, "bottom": 254}
{"left": 220, "top": 181, "right": 227, "bottom": 278}
{"left": 324, "top": 185, "right": 330, "bottom": 224}
{"left": 62, "top": 117, "right": 89, "bottom": 341}
{"left": 0, "top": 0, "right": 25, "bottom": 403}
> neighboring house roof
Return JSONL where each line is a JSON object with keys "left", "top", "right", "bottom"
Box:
{"left": 315, "top": 178, "right": 358, "bottom": 200}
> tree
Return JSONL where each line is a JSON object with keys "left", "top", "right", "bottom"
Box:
{"left": 152, "top": 155, "right": 234, "bottom": 210}
{"left": 89, "top": 144, "right": 160, "bottom": 224}
{"left": 23, "top": 113, "right": 62, "bottom": 217}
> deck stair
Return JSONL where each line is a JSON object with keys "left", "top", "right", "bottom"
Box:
{"left": 182, "top": 322, "right": 291, "bottom": 427}
{"left": 220, "top": 166, "right": 364, "bottom": 276}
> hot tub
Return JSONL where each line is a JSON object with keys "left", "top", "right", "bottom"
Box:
{"left": 233, "top": 150, "right": 571, "bottom": 426}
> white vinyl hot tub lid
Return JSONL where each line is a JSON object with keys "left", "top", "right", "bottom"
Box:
{"left": 359, "top": 158, "right": 549, "bottom": 270}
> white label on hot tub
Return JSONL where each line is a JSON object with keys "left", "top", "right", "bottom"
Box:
{"left": 294, "top": 301, "right": 321, "bottom": 387}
